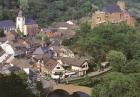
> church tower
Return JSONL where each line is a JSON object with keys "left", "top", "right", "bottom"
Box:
{"left": 117, "top": 0, "right": 125, "bottom": 11}
{"left": 16, "top": 10, "right": 25, "bottom": 33}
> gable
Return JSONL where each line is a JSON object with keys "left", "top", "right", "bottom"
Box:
{"left": 53, "top": 63, "right": 64, "bottom": 71}
{"left": 33, "top": 47, "right": 44, "bottom": 55}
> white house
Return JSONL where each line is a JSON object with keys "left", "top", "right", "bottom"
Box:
{"left": 34, "top": 58, "right": 65, "bottom": 79}
{"left": 61, "top": 57, "right": 89, "bottom": 76}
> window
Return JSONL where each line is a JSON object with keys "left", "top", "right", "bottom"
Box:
{"left": 56, "top": 67, "right": 60, "bottom": 69}
{"left": 120, "top": 14, "right": 122, "bottom": 19}
{"left": 97, "top": 17, "right": 101, "bottom": 21}
{"left": 82, "top": 65, "right": 86, "bottom": 68}
{"left": 18, "top": 18, "right": 20, "bottom": 21}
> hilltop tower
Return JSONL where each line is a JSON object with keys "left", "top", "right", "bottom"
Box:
{"left": 117, "top": 0, "right": 125, "bottom": 11}
{"left": 16, "top": 10, "right": 25, "bottom": 33}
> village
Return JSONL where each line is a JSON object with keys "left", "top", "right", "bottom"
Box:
{"left": 0, "top": 9, "right": 91, "bottom": 79}
{"left": 0, "top": 0, "right": 138, "bottom": 97}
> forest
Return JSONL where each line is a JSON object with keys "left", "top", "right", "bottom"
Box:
{"left": 1, "top": 0, "right": 140, "bottom": 97}
{"left": 0, "top": 0, "right": 140, "bottom": 27}
{"left": 62, "top": 22, "right": 140, "bottom": 97}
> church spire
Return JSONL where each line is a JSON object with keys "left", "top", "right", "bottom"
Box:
{"left": 18, "top": 10, "right": 23, "bottom": 17}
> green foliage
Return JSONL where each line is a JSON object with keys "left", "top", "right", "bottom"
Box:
{"left": 0, "top": 29, "right": 5, "bottom": 37}
{"left": 0, "top": 0, "right": 140, "bottom": 27}
{"left": 35, "top": 34, "right": 42, "bottom": 40}
{"left": 107, "top": 50, "right": 127, "bottom": 72}
{"left": 17, "top": 29, "right": 24, "bottom": 38}
{"left": 36, "top": 81, "right": 46, "bottom": 97}
{"left": 0, "top": 6, "right": 3, "bottom": 20}
{"left": 0, "top": 73, "right": 36, "bottom": 97}
{"left": 44, "top": 35, "right": 49, "bottom": 43}
{"left": 121, "top": 59, "right": 140, "bottom": 74}
{"left": 19, "top": 0, "right": 29, "bottom": 11}
{"left": 92, "top": 72, "right": 139, "bottom": 97}
{"left": 17, "top": 71, "right": 27, "bottom": 81}
{"left": 63, "top": 23, "right": 137, "bottom": 61}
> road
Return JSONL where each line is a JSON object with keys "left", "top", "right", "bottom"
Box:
{"left": 68, "top": 67, "right": 112, "bottom": 82}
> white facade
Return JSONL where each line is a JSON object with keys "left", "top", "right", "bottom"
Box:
{"left": 71, "top": 62, "right": 89, "bottom": 76}
{"left": 23, "top": 25, "right": 28, "bottom": 35}
{"left": 3, "top": 27, "right": 15, "bottom": 34}
{"left": 16, "top": 14, "right": 25, "bottom": 33}
{"left": 0, "top": 41, "right": 15, "bottom": 63}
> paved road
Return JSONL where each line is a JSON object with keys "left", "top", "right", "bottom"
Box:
{"left": 88, "top": 67, "right": 111, "bottom": 77}
{"left": 67, "top": 67, "right": 112, "bottom": 82}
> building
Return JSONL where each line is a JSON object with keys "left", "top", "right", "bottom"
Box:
{"left": 0, "top": 10, "right": 38, "bottom": 36}
{"left": 91, "top": 0, "right": 135, "bottom": 28}
{"left": 16, "top": 10, "right": 38, "bottom": 36}
{"left": 61, "top": 57, "right": 89, "bottom": 76}
{"left": 0, "top": 20, "right": 16, "bottom": 34}
{"left": 6, "top": 30, "right": 17, "bottom": 42}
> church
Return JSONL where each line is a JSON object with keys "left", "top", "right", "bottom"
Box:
{"left": 0, "top": 10, "right": 38, "bottom": 36}
{"left": 16, "top": 10, "right": 38, "bottom": 36}
{"left": 91, "top": 0, "right": 135, "bottom": 28}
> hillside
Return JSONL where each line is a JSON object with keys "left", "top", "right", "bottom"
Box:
{"left": 0, "top": 0, "right": 140, "bottom": 27}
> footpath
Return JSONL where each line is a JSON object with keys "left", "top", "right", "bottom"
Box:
{"left": 68, "top": 67, "right": 112, "bottom": 82}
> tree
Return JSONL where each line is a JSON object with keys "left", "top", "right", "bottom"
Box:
{"left": 0, "top": 73, "right": 36, "bottom": 97}
{"left": 36, "top": 81, "right": 46, "bottom": 97}
{"left": 44, "top": 35, "right": 49, "bottom": 43}
{"left": 35, "top": 34, "right": 42, "bottom": 40}
{"left": 19, "top": 0, "right": 29, "bottom": 11}
{"left": 17, "top": 29, "right": 24, "bottom": 38}
{"left": 92, "top": 72, "right": 138, "bottom": 97}
{"left": 0, "top": 29, "right": 5, "bottom": 37}
{"left": 107, "top": 50, "right": 127, "bottom": 72}
{"left": 0, "top": 6, "right": 3, "bottom": 20}
{"left": 121, "top": 59, "right": 140, "bottom": 74}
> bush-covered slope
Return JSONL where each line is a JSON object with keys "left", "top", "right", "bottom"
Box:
{"left": 0, "top": 0, "right": 140, "bottom": 26}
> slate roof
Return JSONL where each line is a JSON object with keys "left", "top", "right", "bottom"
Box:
{"left": 33, "top": 53, "right": 51, "bottom": 60}
{"left": 8, "top": 66, "right": 21, "bottom": 72}
{"left": 0, "top": 20, "right": 15, "bottom": 28}
{"left": 25, "top": 19, "right": 34, "bottom": 25}
{"left": 33, "top": 47, "right": 45, "bottom": 55}
{"left": 61, "top": 57, "right": 87, "bottom": 67}
{"left": 11, "top": 58, "right": 31, "bottom": 68}
{"left": 102, "top": 4, "right": 122, "bottom": 13}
